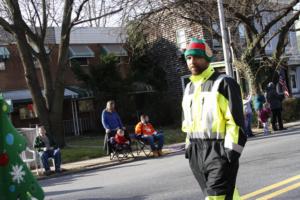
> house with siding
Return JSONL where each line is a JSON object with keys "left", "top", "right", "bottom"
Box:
{"left": 142, "top": 6, "right": 300, "bottom": 122}
{"left": 0, "top": 27, "right": 128, "bottom": 135}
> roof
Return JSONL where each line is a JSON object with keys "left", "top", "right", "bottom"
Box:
{"left": 54, "top": 27, "right": 126, "bottom": 44}
{"left": 0, "top": 27, "right": 126, "bottom": 45}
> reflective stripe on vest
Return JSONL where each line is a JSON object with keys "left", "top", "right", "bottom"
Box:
{"left": 182, "top": 74, "right": 229, "bottom": 139}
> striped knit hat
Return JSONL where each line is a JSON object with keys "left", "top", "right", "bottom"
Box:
{"left": 184, "top": 38, "right": 213, "bottom": 62}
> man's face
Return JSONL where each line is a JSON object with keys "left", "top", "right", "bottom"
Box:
{"left": 186, "top": 55, "right": 209, "bottom": 75}
{"left": 39, "top": 127, "right": 46, "bottom": 136}
{"left": 145, "top": 116, "right": 149, "bottom": 122}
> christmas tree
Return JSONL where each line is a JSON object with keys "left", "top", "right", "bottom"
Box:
{"left": 0, "top": 95, "right": 44, "bottom": 200}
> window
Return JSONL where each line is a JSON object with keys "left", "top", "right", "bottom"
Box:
{"left": 212, "top": 23, "right": 222, "bottom": 49}
{"left": 290, "top": 69, "right": 298, "bottom": 93}
{"left": 0, "top": 62, "right": 5, "bottom": 70}
{"left": 176, "top": 29, "right": 187, "bottom": 49}
{"left": 19, "top": 104, "right": 37, "bottom": 120}
{"left": 238, "top": 24, "right": 246, "bottom": 38}
{"left": 78, "top": 100, "right": 94, "bottom": 113}
{"left": 71, "top": 57, "right": 89, "bottom": 66}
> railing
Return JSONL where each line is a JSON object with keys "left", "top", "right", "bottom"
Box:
{"left": 63, "top": 117, "right": 93, "bottom": 135}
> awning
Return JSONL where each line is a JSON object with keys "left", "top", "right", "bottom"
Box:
{"left": 66, "top": 86, "right": 94, "bottom": 98}
{"left": 0, "top": 47, "right": 10, "bottom": 59}
{"left": 2, "top": 89, "right": 79, "bottom": 103}
{"left": 101, "top": 44, "right": 127, "bottom": 56}
{"left": 69, "top": 45, "right": 95, "bottom": 59}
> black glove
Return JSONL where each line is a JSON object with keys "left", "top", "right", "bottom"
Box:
{"left": 225, "top": 149, "right": 240, "bottom": 163}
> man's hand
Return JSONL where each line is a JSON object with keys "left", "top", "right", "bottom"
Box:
{"left": 105, "top": 129, "right": 111, "bottom": 134}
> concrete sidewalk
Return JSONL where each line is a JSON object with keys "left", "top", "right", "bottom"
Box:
{"left": 35, "top": 142, "right": 185, "bottom": 180}
{"left": 251, "top": 120, "right": 300, "bottom": 136}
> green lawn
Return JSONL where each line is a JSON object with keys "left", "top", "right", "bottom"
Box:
{"left": 61, "top": 127, "right": 185, "bottom": 164}
{"left": 61, "top": 147, "right": 105, "bottom": 164}
{"left": 160, "top": 127, "right": 185, "bottom": 145}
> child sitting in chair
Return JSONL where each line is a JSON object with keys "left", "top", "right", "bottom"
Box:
{"left": 114, "top": 129, "right": 130, "bottom": 149}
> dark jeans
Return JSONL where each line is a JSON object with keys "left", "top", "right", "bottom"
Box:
{"left": 271, "top": 109, "right": 283, "bottom": 130}
{"left": 39, "top": 148, "right": 61, "bottom": 172}
{"left": 141, "top": 133, "right": 164, "bottom": 151}
{"left": 244, "top": 113, "right": 253, "bottom": 137}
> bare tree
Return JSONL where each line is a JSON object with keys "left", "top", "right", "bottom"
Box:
{"left": 0, "top": 0, "right": 124, "bottom": 146}
{"left": 123, "top": 0, "right": 300, "bottom": 94}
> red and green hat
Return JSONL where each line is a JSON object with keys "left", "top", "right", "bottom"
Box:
{"left": 184, "top": 38, "right": 213, "bottom": 62}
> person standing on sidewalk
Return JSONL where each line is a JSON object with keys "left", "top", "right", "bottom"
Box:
{"left": 243, "top": 93, "right": 255, "bottom": 137}
{"left": 253, "top": 91, "right": 265, "bottom": 128}
{"left": 102, "top": 100, "right": 127, "bottom": 155}
{"left": 182, "top": 38, "right": 247, "bottom": 200}
{"left": 259, "top": 103, "right": 272, "bottom": 135}
{"left": 265, "top": 82, "right": 285, "bottom": 131}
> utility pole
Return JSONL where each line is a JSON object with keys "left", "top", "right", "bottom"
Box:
{"left": 228, "top": 27, "right": 241, "bottom": 84}
{"left": 217, "top": 0, "right": 233, "bottom": 77}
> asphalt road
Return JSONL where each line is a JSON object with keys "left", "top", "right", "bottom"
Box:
{"left": 40, "top": 125, "right": 300, "bottom": 200}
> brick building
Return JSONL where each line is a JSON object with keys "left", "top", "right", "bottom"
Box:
{"left": 143, "top": 12, "right": 225, "bottom": 122}
{"left": 0, "top": 27, "right": 128, "bottom": 135}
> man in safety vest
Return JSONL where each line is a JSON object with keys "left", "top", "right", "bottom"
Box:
{"left": 182, "top": 38, "right": 247, "bottom": 200}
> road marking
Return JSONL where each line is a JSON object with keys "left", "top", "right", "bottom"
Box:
{"left": 256, "top": 181, "right": 300, "bottom": 200}
{"left": 242, "top": 174, "right": 300, "bottom": 199}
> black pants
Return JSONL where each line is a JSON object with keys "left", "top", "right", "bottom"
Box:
{"left": 271, "top": 109, "right": 283, "bottom": 131}
{"left": 186, "top": 140, "right": 239, "bottom": 200}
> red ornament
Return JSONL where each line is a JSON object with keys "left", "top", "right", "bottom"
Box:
{"left": 0, "top": 153, "right": 9, "bottom": 166}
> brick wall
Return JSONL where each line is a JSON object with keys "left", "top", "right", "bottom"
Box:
{"left": 0, "top": 43, "right": 104, "bottom": 91}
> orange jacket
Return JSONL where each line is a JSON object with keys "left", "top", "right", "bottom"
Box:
{"left": 135, "top": 122, "right": 156, "bottom": 136}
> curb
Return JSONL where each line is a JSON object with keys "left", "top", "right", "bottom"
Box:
{"left": 37, "top": 148, "right": 183, "bottom": 181}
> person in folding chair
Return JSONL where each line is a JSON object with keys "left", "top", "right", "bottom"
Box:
{"left": 135, "top": 114, "right": 164, "bottom": 157}
{"left": 102, "top": 100, "right": 128, "bottom": 155}
{"left": 110, "top": 129, "right": 134, "bottom": 160}
{"left": 34, "top": 125, "right": 61, "bottom": 176}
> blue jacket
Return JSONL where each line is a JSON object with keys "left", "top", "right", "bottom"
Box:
{"left": 101, "top": 109, "right": 123, "bottom": 130}
{"left": 253, "top": 95, "right": 265, "bottom": 111}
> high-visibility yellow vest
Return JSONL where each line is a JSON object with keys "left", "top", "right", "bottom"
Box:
{"left": 182, "top": 66, "right": 247, "bottom": 154}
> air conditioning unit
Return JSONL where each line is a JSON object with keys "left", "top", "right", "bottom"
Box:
{"left": 0, "top": 62, "right": 5, "bottom": 70}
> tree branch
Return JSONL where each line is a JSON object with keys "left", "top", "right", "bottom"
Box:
{"left": 0, "top": 16, "right": 14, "bottom": 33}
{"left": 71, "top": 7, "right": 123, "bottom": 26}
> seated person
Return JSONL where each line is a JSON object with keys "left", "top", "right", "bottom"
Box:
{"left": 113, "top": 129, "right": 130, "bottom": 150}
{"left": 34, "top": 126, "right": 61, "bottom": 176}
{"left": 135, "top": 115, "right": 164, "bottom": 157}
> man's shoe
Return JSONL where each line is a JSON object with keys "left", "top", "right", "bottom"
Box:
{"left": 158, "top": 149, "right": 163, "bottom": 156}
{"left": 153, "top": 150, "right": 159, "bottom": 158}
{"left": 279, "top": 128, "right": 287, "bottom": 130}
{"left": 44, "top": 170, "right": 52, "bottom": 176}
